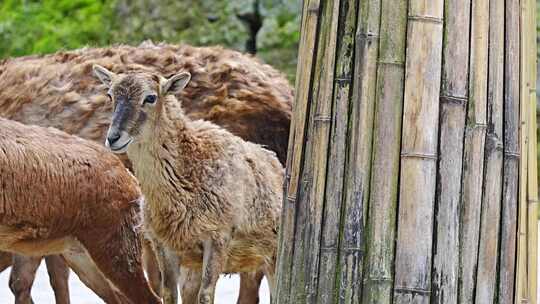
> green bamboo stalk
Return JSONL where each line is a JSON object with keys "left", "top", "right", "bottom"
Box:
{"left": 360, "top": 0, "right": 407, "bottom": 302}
{"left": 474, "top": 0, "right": 504, "bottom": 301}
{"left": 316, "top": 0, "right": 358, "bottom": 302}
{"left": 393, "top": 2, "right": 444, "bottom": 303}
{"left": 431, "top": 1, "right": 471, "bottom": 303}
{"left": 497, "top": 0, "right": 520, "bottom": 302}
{"left": 457, "top": 0, "right": 490, "bottom": 301}
{"left": 334, "top": 0, "right": 381, "bottom": 301}
{"left": 275, "top": 0, "right": 321, "bottom": 302}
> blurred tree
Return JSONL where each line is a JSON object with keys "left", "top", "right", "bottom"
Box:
{"left": 0, "top": 0, "right": 300, "bottom": 81}
{"left": 112, "top": 0, "right": 300, "bottom": 81}
{"left": 0, "top": 0, "right": 114, "bottom": 57}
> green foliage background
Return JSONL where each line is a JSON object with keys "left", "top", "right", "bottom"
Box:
{"left": 0, "top": 0, "right": 300, "bottom": 81}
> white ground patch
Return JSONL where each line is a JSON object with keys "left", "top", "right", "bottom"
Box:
{"left": 0, "top": 264, "right": 270, "bottom": 303}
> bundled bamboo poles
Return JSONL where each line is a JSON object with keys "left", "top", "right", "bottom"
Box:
{"left": 275, "top": 0, "right": 538, "bottom": 303}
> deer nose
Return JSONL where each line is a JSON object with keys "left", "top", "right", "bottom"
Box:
{"left": 107, "top": 131, "right": 121, "bottom": 146}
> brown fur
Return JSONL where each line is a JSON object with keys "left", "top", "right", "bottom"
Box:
{"left": 0, "top": 42, "right": 292, "bottom": 303}
{"left": 0, "top": 42, "right": 292, "bottom": 165}
{"left": 0, "top": 118, "right": 160, "bottom": 304}
{"left": 98, "top": 69, "right": 284, "bottom": 304}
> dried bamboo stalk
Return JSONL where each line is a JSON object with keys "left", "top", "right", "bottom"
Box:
{"left": 474, "top": 0, "right": 504, "bottom": 301}
{"left": 516, "top": 0, "right": 531, "bottom": 301}
{"left": 360, "top": 0, "right": 407, "bottom": 302}
{"left": 393, "top": 2, "right": 444, "bottom": 303}
{"left": 333, "top": 0, "right": 381, "bottom": 302}
{"left": 526, "top": 0, "right": 538, "bottom": 301}
{"left": 527, "top": 88, "right": 538, "bottom": 304}
{"left": 274, "top": 0, "right": 321, "bottom": 302}
{"left": 457, "top": 0, "right": 489, "bottom": 301}
{"left": 316, "top": 0, "right": 358, "bottom": 302}
{"left": 430, "top": 0, "right": 471, "bottom": 303}
{"left": 292, "top": 0, "right": 340, "bottom": 301}
{"left": 285, "top": 0, "right": 339, "bottom": 299}
{"left": 498, "top": 1, "right": 520, "bottom": 302}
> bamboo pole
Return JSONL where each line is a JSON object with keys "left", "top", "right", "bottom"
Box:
{"left": 457, "top": 0, "right": 489, "bottom": 301}
{"left": 360, "top": 0, "right": 407, "bottom": 302}
{"left": 285, "top": 0, "right": 340, "bottom": 300}
{"left": 293, "top": 0, "right": 340, "bottom": 301}
{"left": 474, "top": 0, "right": 504, "bottom": 301}
{"left": 274, "top": 0, "right": 321, "bottom": 302}
{"left": 498, "top": 1, "right": 520, "bottom": 302}
{"left": 333, "top": 0, "right": 381, "bottom": 302}
{"left": 431, "top": 0, "right": 471, "bottom": 302}
{"left": 516, "top": 0, "right": 531, "bottom": 300}
{"left": 526, "top": 0, "right": 538, "bottom": 301}
{"left": 316, "top": 0, "right": 358, "bottom": 302}
{"left": 393, "top": 2, "right": 444, "bottom": 303}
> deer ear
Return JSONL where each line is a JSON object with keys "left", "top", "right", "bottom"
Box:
{"left": 161, "top": 72, "right": 191, "bottom": 95}
{"left": 92, "top": 64, "right": 115, "bottom": 87}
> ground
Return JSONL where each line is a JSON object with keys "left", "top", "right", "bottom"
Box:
{"left": 0, "top": 266, "right": 270, "bottom": 303}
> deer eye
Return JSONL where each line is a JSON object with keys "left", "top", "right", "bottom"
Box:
{"left": 144, "top": 95, "right": 157, "bottom": 105}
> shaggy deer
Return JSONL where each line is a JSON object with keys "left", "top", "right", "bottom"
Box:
{"left": 0, "top": 42, "right": 292, "bottom": 303}
{"left": 0, "top": 118, "right": 160, "bottom": 304}
{"left": 94, "top": 65, "right": 284, "bottom": 304}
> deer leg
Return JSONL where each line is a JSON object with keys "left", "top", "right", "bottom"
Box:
{"left": 262, "top": 263, "right": 276, "bottom": 303}
{"left": 45, "top": 255, "right": 70, "bottom": 304}
{"left": 142, "top": 238, "right": 162, "bottom": 296}
{"left": 0, "top": 251, "right": 13, "bottom": 274}
{"left": 237, "top": 271, "right": 263, "bottom": 304}
{"left": 62, "top": 246, "right": 128, "bottom": 304}
{"left": 9, "top": 254, "right": 41, "bottom": 304}
{"left": 178, "top": 267, "right": 202, "bottom": 304}
{"left": 153, "top": 242, "right": 180, "bottom": 304}
{"left": 198, "top": 237, "right": 229, "bottom": 304}
{"left": 78, "top": 226, "right": 161, "bottom": 304}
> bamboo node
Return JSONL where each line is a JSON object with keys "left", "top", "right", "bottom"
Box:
{"left": 400, "top": 151, "right": 438, "bottom": 160}
{"left": 408, "top": 15, "right": 443, "bottom": 24}
{"left": 394, "top": 286, "right": 431, "bottom": 295}
{"left": 356, "top": 32, "right": 379, "bottom": 42}
{"left": 440, "top": 94, "right": 467, "bottom": 106}
{"left": 364, "top": 276, "right": 392, "bottom": 283}
{"left": 340, "top": 247, "right": 364, "bottom": 253}
{"left": 307, "top": 5, "right": 319, "bottom": 14}
{"left": 286, "top": 195, "right": 297, "bottom": 204}
{"left": 335, "top": 77, "right": 352, "bottom": 84}
{"left": 470, "top": 122, "right": 488, "bottom": 130}
{"left": 528, "top": 198, "right": 539, "bottom": 205}
{"left": 320, "top": 246, "right": 338, "bottom": 252}
{"left": 314, "top": 115, "right": 331, "bottom": 123}
{"left": 378, "top": 60, "right": 405, "bottom": 67}
{"left": 504, "top": 150, "right": 520, "bottom": 159}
